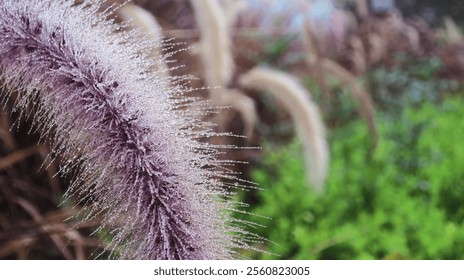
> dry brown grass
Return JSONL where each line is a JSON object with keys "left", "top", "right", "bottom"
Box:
{"left": 0, "top": 95, "right": 105, "bottom": 259}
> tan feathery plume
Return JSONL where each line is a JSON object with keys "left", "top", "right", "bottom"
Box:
{"left": 368, "top": 33, "right": 386, "bottom": 65}
{"left": 355, "top": 0, "right": 369, "bottom": 18}
{"left": 117, "top": 3, "right": 169, "bottom": 76}
{"left": 240, "top": 67, "right": 329, "bottom": 191}
{"left": 350, "top": 36, "right": 367, "bottom": 75}
{"left": 444, "top": 16, "right": 463, "bottom": 44}
{"left": 191, "top": 0, "right": 234, "bottom": 98}
{"left": 220, "top": 89, "right": 257, "bottom": 138}
{"left": 191, "top": 0, "right": 256, "bottom": 137}
{"left": 404, "top": 24, "right": 420, "bottom": 52}
{"left": 222, "top": 0, "right": 248, "bottom": 27}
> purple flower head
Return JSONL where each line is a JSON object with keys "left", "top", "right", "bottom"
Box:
{"left": 0, "top": 0, "right": 251, "bottom": 259}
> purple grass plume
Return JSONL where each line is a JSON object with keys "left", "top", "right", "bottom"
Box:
{"left": 0, "top": 0, "right": 255, "bottom": 259}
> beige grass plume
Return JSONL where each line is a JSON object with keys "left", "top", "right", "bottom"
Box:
{"left": 117, "top": 3, "right": 169, "bottom": 76}
{"left": 349, "top": 36, "right": 367, "bottom": 75}
{"left": 191, "top": 0, "right": 256, "bottom": 137}
{"left": 368, "top": 33, "right": 387, "bottom": 65}
{"left": 355, "top": 0, "right": 369, "bottom": 18}
{"left": 444, "top": 16, "right": 463, "bottom": 44}
{"left": 240, "top": 67, "right": 329, "bottom": 191}
{"left": 191, "top": 0, "right": 234, "bottom": 97}
{"left": 222, "top": 0, "right": 248, "bottom": 27}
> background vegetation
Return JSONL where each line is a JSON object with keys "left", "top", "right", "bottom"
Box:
{"left": 2, "top": 0, "right": 464, "bottom": 259}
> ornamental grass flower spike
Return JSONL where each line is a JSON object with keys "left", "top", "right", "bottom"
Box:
{"left": 0, "top": 0, "right": 249, "bottom": 259}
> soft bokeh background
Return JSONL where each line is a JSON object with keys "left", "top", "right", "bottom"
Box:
{"left": 2, "top": 0, "right": 464, "bottom": 259}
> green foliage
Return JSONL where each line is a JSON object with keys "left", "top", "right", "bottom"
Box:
{"left": 368, "top": 56, "right": 460, "bottom": 113}
{"left": 240, "top": 97, "right": 464, "bottom": 259}
{"left": 252, "top": 33, "right": 301, "bottom": 68}
{"left": 262, "top": 34, "right": 296, "bottom": 61}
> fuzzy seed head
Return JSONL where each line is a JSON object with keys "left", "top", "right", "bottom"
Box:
{"left": 0, "top": 0, "right": 250, "bottom": 259}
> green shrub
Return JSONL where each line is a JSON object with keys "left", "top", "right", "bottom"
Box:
{"left": 240, "top": 97, "right": 464, "bottom": 259}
